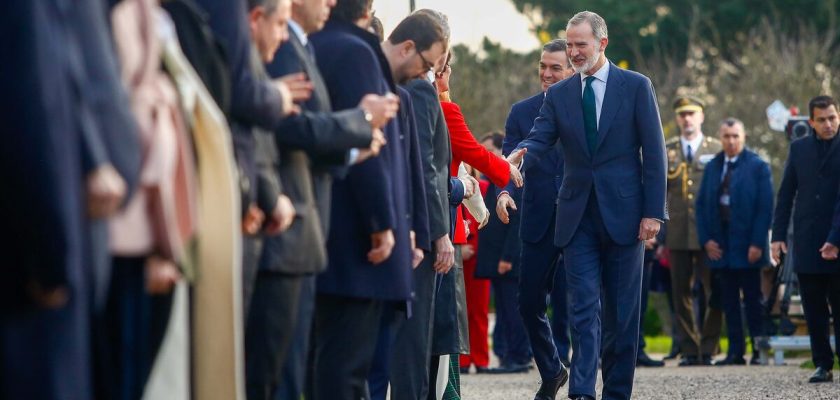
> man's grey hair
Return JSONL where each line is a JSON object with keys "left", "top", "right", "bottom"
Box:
{"left": 720, "top": 117, "right": 746, "bottom": 134}
{"left": 567, "top": 11, "right": 608, "bottom": 42}
{"left": 542, "top": 39, "right": 567, "bottom": 53}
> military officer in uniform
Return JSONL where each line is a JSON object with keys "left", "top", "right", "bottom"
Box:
{"left": 664, "top": 96, "right": 723, "bottom": 366}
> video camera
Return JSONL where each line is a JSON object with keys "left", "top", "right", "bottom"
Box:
{"left": 785, "top": 116, "right": 811, "bottom": 141}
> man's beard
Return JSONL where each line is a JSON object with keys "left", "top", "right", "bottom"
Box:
{"left": 573, "top": 50, "right": 601, "bottom": 74}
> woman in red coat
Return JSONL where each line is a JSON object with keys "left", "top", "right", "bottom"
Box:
{"left": 435, "top": 51, "right": 520, "bottom": 379}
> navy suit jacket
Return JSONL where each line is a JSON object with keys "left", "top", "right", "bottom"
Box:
{"left": 503, "top": 92, "right": 563, "bottom": 244}
{"left": 475, "top": 184, "right": 522, "bottom": 279}
{"left": 311, "top": 20, "right": 415, "bottom": 301}
{"left": 258, "top": 31, "right": 373, "bottom": 275}
{"left": 515, "top": 63, "right": 667, "bottom": 247}
{"left": 773, "top": 134, "right": 840, "bottom": 274}
{"left": 696, "top": 150, "right": 773, "bottom": 269}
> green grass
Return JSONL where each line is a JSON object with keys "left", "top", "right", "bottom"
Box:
{"left": 642, "top": 335, "right": 752, "bottom": 355}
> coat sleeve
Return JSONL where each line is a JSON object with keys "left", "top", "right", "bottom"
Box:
{"left": 405, "top": 96, "right": 431, "bottom": 251}
{"left": 443, "top": 102, "right": 510, "bottom": 187}
{"left": 635, "top": 77, "right": 667, "bottom": 221}
{"left": 410, "top": 81, "right": 450, "bottom": 240}
{"left": 771, "top": 147, "right": 797, "bottom": 243}
{"left": 750, "top": 160, "right": 774, "bottom": 249}
{"left": 327, "top": 45, "right": 394, "bottom": 234}
{"left": 273, "top": 109, "right": 372, "bottom": 154}
{"left": 517, "top": 91, "right": 561, "bottom": 171}
{"left": 500, "top": 200, "right": 522, "bottom": 263}
{"left": 827, "top": 183, "right": 840, "bottom": 246}
{"left": 198, "top": 0, "right": 286, "bottom": 130}
{"left": 695, "top": 167, "right": 712, "bottom": 248}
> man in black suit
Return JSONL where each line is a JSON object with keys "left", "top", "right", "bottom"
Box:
{"left": 773, "top": 95, "right": 840, "bottom": 383}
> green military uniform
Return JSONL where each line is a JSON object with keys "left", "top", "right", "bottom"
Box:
{"left": 665, "top": 96, "right": 724, "bottom": 363}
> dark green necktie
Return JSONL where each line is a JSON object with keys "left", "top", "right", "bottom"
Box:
{"left": 582, "top": 76, "right": 597, "bottom": 153}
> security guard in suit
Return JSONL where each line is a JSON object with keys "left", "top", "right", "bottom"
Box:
{"left": 664, "top": 96, "right": 723, "bottom": 366}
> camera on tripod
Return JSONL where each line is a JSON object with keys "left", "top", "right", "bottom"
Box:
{"left": 785, "top": 116, "right": 811, "bottom": 141}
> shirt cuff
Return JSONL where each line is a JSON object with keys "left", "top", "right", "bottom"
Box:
{"left": 348, "top": 148, "right": 360, "bottom": 165}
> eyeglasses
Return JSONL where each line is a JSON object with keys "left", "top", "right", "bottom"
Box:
{"left": 417, "top": 50, "right": 435, "bottom": 73}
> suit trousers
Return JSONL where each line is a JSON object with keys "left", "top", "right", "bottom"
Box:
{"left": 797, "top": 273, "right": 840, "bottom": 370}
{"left": 565, "top": 194, "right": 644, "bottom": 400}
{"left": 274, "top": 275, "right": 316, "bottom": 400}
{"left": 669, "top": 249, "right": 722, "bottom": 358}
{"left": 245, "top": 271, "right": 303, "bottom": 400}
{"left": 388, "top": 254, "right": 438, "bottom": 400}
{"left": 311, "top": 294, "right": 384, "bottom": 400}
{"left": 101, "top": 256, "right": 174, "bottom": 400}
{"left": 492, "top": 276, "right": 532, "bottom": 365}
{"left": 459, "top": 254, "right": 490, "bottom": 369}
{"left": 718, "top": 268, "right": 762, "bottom": 359}
{"left": 241, "top": 236, "right": 263, "bottom": 322}
{"left": 518, "top": 217, "right": 568, "bottom": 380}
{"left": 368, "top": 304, "right": 404, "bottom": 400}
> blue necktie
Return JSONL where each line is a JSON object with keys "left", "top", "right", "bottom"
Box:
{"left": 582, "top": 76, "right": 598, "bottom": 154}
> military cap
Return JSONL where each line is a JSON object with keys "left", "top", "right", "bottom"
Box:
{"left": 673, "top": 96, "right": 705, "bottom": 113}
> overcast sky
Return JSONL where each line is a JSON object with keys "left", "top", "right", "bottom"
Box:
{"left": 373, "top": 0, "right": 540, "bottom": 53}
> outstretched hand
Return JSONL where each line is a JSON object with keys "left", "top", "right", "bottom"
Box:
{"left": 505, "top": 148, "right": 527, "bottom": 188}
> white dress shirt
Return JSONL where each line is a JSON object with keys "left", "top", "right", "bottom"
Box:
{"left": 680, "top": 134, "right": 704, "bottom": 161}
{"left": 288, "top": 19, "right": 308, "bottom": 46}
{"left": 580, "top": 60, "right": 610, "bottom": 128}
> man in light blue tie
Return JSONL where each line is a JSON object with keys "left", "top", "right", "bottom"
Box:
{"left": 507, "top": 11, "right": 667, "bottom": 400}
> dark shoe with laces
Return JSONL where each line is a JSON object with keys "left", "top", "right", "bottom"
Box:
{"left": 475, "top": 366, "right": 490, "bottom": 374}
{"left": 636, "top": 351, "right": 665, "bottom": 367}
{"left": 808, "top": 367, "right": 833, "bottom": 383}
{"left": 486, "top": 362, "right": 530, "bottom": 374}
{"left": 459, "top": 366, "right": 470, "bottom": 374}
{"left": 534, "top": 364, "right": 569, "bottom": 400}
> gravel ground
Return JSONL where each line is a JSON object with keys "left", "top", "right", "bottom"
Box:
{"left": 461, "top": 357, "right": 840, "bottom": 399}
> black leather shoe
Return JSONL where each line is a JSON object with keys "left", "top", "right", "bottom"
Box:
{"left": 569, "top": 397, "right": 594, "bottom": 400}
{"left": 714, "top": 356, "right": 746, "bottom": 366}
{"left": 700, "top": 355, "right": 713, "bottom": 366}
{"left": 475, "top": 366, "right": 490, "bottom": 374}
{"left": 459, "top": 367, "right": 470, "bottom": 374}
{"left": 534, "top": 365, "right": 569, "bottom": 400}
{"left": 663, "top": 346, "right": 681, "bottom": 360}
{"left": 636, "top": 352, "right": 665, "bottom": 367}
{"left": 808, "top": 367, "right": 834, "bottom": 383}
{"left": 749, "top": 354, "right": 762, "bottom": 365}
{"left": 678, "top": 356, "right": 698, "bottom": 366}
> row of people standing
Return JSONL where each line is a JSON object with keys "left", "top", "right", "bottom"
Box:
{"left": 2, "top": 0, "right": 526, "bottom": 399}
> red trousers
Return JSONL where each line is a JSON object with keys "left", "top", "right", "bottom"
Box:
{"left": 459, "top": 251, "right": 490, "bottom": 368}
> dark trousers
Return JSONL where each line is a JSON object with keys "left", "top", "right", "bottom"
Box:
{"left": 245, "top": 271, "right": 303, "bottom": 400}
{"left": 274, "top": 275, "right": 316, "bottom": 400}
{"left": 518, "top": 217, "right": 568, "bottom": 380}
{"left": 311, "top": 294, "right": 384, "bottom": 400}
{"left": 669, "top": 250, "right": 722, "bottom": 358}
{"left": 492, "top": 277, "right": 532, "bottom": 365}
{"left": 388, "top": 255, "right": 437, "bottom": 400}
{"left": 564, "top": 195, "right": 643, "bottom": 400}
{"left": 102, "top": 256, "right": 174, "bottom": 400}
{"left": 718, "top": 268, "right": 762, "bottom": 359}
{"left": 241, "top": 236, "right": 263, "bottom": 322}
{"left": 638, "top": 257, "right": 653, "bottom": 356}
{"left": 368, "top": 304, "right": 403, "bottom": 400}
{"left": 797, "top": 273, "right": 840, "bottom": 370}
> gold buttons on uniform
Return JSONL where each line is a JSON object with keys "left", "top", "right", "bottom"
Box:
{"left": 688, "top": 193, "right": 694, "bottom": 200}
{"left": 687, "top": 179, "right": 694, "bottom": 186}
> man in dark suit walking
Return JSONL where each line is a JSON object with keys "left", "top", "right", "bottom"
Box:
{"left": 497, "top": 39, "right": 575, "bottom": 375}
{"left": 773, "top": 95, "right": 840, "bottom": 383}
{"left": 508, "top": 11, "right": 666, "bottom": 400}
{"left": 695, "top": 118, "right": 773, "bottom": 366}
